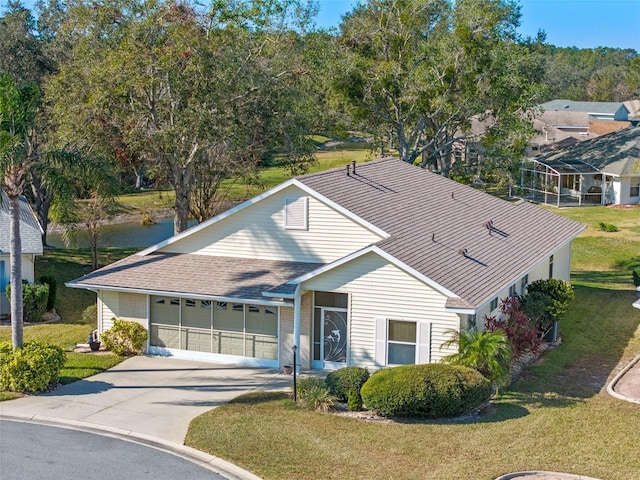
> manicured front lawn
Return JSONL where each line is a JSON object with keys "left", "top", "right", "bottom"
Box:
{"left": 186, "top": 206, "right": 640, "bottom": 480}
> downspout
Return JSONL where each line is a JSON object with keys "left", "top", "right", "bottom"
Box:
{"left": 293, "top": 283, "right": 302, "bottom": 373}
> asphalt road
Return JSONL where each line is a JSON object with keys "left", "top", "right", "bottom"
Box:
{"left": 0, "top": 420, "right": 227, "bottom": 480}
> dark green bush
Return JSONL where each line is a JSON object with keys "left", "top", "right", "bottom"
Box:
{"left": 38, "top": 274, "right": 57, "bottom": 311}
{"left": 0, "top": 340, "right": 66, "bottom": 393}
{"left": 525, "top": 279, "right": 574, "bottom": 322}
{"left": 326, "top": 366, "right": 370, "bottom": 402}
{"left": 101, "top": 318, "right": 147, "bottom": 356}
{"left": 6, "top": 281, "right": 49, "bottom": 322}
{"left": 633, "top": 267, "right": 640, "bottom": 287}
{"left": 360, "top": 364, "right": 492, "bottom": 418}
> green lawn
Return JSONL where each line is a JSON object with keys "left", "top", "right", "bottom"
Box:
{"left": 185, "top": 206, "right": 640, "bottom": 480}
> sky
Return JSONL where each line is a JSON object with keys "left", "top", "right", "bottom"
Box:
{"left": 7, "top": 0, "right": 640, "bottom": 52}
{"left": 316, "top": 0, "right": 640, "bottom": 51}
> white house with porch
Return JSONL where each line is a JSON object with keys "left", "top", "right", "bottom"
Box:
{"left": 68, "top": 158, "right": 584, "bottom": 371}
{"left": 518, "top": 126, "right": 640, "bottom": 207}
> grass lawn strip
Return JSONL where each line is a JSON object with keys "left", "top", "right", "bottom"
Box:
{"left": 185, "top": 206, "right": 640, "bottom": 480}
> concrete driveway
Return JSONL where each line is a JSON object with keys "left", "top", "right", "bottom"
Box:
{"left": 0, "top": 356, "right": 291, "bottom": 444}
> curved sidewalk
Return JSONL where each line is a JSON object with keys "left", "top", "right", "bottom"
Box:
{"left": 0, "top": 356, "right": 292, "bottom": 480}
{"left": 607, "top": 354, "right": 640, "bottom": 404}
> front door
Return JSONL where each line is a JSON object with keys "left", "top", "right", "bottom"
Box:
{"left": 312, "top": 307, "right": 348, "bottom": 369}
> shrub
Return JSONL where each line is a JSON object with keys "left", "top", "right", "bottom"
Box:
{"left": 525, "top": 279, "right": 574, "bottom": 322}
{"left": 38, "top": 274, "right": 57, "bottom": 311}
{"left": 295, "top": 376, "right": 326, "bottom": 399}
{"left": 599, "top": 222, "right": 619, "bottom": 232}
{"left": 82, "top": 304, "right": 98, "bottom": 325}
{"left": 485, "top": 297, "right": 542, "bottom": 358}
{"left": 0, "top": 341, "right": 66, "bottom": 393}
{"left": 361, "top": 364, "right": 491, "bottom": 418}
{"left": 300, "top": 385, "right": 336, "bottom": 412}
{"left": 441, "top": 328, "right": 512, "bottom": 390}
{"left": 325, "top": 366, "right": 370, "bottom": 409}
{"left": 101, "top": 318, "right": 147, "bottom": 356}
{"left": 633, "top": 267, "right": 640, "bottom": 287}
{"left": 6, "top": 281, "right": 49, "bottom": 322}
{"left": 347, "top": 389, "right": 363, "bottom": 411}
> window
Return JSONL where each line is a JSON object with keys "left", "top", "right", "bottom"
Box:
{"left": 154, "top": 297, "right": 165, "bottom": 305}
{"left": 549, "top": 255, "right": 554, "bottom": 278}
{"left": 248, "top": 305, "right": 260, "bottom": 313}
{"left": 216, "top": 302, "right": 227, "bottom": 310}
{"left": 631, "top": 184, "right": 640, "bottom": 197}
{"left": 170, "top": 298, "right": 180, "bottom": 306}
{"left": 520, "top": 274, "right": 529, "bottom": 294}
{"left": 201, "top": 300, "right": 211, "bottom": 308}
{"left": 232, "top": 303, "right": 243, "bottom": 312}
{"left": 387, "top": 320, "right": 416, "bottom": 365}
{"left": 467, "top": 314, "right": 477, "bottom": 329}
{"left": 185, "top": 299, "right": 196, "bottom": 308}
{"left": 490, "top": 297, "right": 499, "bottom": 311}
{"left": 509, "top": 284, "right": 517, "bottom": 297}
{"left": 284, "top": 197, "right": 308, "bottom": 230}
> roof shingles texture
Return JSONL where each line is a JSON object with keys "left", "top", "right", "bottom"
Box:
{"left": 298, "top": 158, "right": 585, "bottom": 308}
{"left": 536, "top": 126, "right": 640, "bottom": 176}
{"left": 73, "top": 253, "right": 322, "bottom": 301}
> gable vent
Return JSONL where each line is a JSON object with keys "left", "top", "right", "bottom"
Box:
{"left": 284, "top": 197, "right": 308, "bottom": 230}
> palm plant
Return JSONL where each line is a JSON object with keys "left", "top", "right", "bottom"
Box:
{"left": 441, "top": 328, "right": 513, "bottom": 391}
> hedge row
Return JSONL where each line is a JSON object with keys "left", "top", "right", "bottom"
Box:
{"left": 0, "top": 341, "right": 66, "bottom": 393}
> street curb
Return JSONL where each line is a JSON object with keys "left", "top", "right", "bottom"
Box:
{"left": 606, "top": 354, "right": 640, "bottom": 405}
{"left": 495, "top": 471, "right": 600, "bottom": 479}
{"left": 0, "top": 413, "right": 262, "bottom": 480}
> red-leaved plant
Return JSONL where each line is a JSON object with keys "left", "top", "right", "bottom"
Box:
{"left": 484, "top": 296, "right": 542, "bottom": 359}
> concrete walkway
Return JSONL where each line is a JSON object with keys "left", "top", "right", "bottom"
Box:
{"left": 607, "top": 354, "right": 640, "bottom": 404}
{"left": 0, "top": 356, "right": 291, "bottom": 444}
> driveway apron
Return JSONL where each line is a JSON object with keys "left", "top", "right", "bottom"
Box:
{"left": 0, "top": 356, "right": 290, "bottom": 444}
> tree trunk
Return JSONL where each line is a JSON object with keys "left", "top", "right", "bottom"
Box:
{"left": 8, "top": 194, "right": 23, "bottom": 350}
{"left": 30, "top": 171, "right": 52, "bottom": 247}
{"left": 171, "top": 162, "right": 194, "bottom": 235}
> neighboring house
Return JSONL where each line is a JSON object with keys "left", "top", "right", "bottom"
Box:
{"left": 519, "top": 126, "right": 640, "bottom": 207}
{"left": 68, "top": 158, "right": 585, "bottom": 371}
{"left": 0, "top": 191, "right": 44, "bottom": 318}
{"left": 526, "top": 100, "right": 631, "bottom": 157}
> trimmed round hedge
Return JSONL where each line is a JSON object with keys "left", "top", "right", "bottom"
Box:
{"left": 360, "top": 364, "right": 492, "bottom": 418}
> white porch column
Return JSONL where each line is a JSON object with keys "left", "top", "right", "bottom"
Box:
{"left": 293, "top": 283, "right": 302, "bottom": 373}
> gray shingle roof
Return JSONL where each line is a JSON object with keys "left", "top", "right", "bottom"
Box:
{"left": 537, "top": 126, "right": 640, "bottom": 176}
{"left": 0, "top": 190, "right": 43, "bottom": 254}
{"left": 541, "top": 99, "right": 627, "bottom": 116}
{"left": 71, "top": 253, "right": 322, "bottom": 301}
{"left": 298, "top": 158, "right": 585, "bottom": 308}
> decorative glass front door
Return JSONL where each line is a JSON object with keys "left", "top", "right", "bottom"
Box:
{"left": 313, "top": 307, "right": 348, "bottom": 368}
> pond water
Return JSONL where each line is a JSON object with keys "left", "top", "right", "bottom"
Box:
{"left": 47, "top": 217, "right": 198, "bottom": 249}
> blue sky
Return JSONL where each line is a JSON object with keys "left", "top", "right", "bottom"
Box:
{"left": 316, "top": 0, "right": 640, "bottom": 51}
{"left": 7, "top": 0, "right": 640, "bottom": 51}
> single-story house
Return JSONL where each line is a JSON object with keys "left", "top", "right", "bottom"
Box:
{"left": 0, "top": 190, "right": 44, "bottom": 317}
{"left": 68, "top": 158, "right": 585, "bottom": 371}
{"left": 519, "top": 126, "right": 640, "bottom": 207}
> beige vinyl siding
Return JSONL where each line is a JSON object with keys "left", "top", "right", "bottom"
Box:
{"left": 100, "top": 290, "right": 119, "bottom": 333}
{"left": 160, "top": 185, "right": 383, "bottom": 263}
{"left": 553, "top": 242, "right": 572, "bottom": 282}
{"left": 302, "top": 252, "right": 459, "bottom": 368}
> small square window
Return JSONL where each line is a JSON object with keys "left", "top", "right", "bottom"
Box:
{"left": 630, "top": 184, "right": 640, "bottom": 197}
{"left": 185, "top": 299, "right": 196, "bottom": 308}
{"left": 248, "top": 305, "right": 260, "bottom": 313}
{"left": 201, "top": 300, "right": 211, "bottom": 308}
{"left": 265, "top": 307, "right": 276, "bottom": 315}
{"left": 233, "top": 304, "right": 243, "bottom": 312}
{"left": 509, "top": 284, "right": 517, "bottom": 297}
{"left": 387, "top": 320, "right": 417, "bottom": 365}
{"left": 216, "top": 302, "right": 227, "bottom": 310}
{"left": 170, "top": 298, "right": 180, "bottom": 306}
{"left": 154, "top": 297, "right": 165, "bottom": 305}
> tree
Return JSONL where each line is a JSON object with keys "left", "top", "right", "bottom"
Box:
{"left": 442, "top": 328, "right": 512, "bottom": 390}
{"left": 0, "top": 73, "right": 39, "bottom": 350}
{"left": 335, "top": 0, "right": 545, "bottom": 176}
{"left": 47, "top": 0, "right": 316, "bottom": 235}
